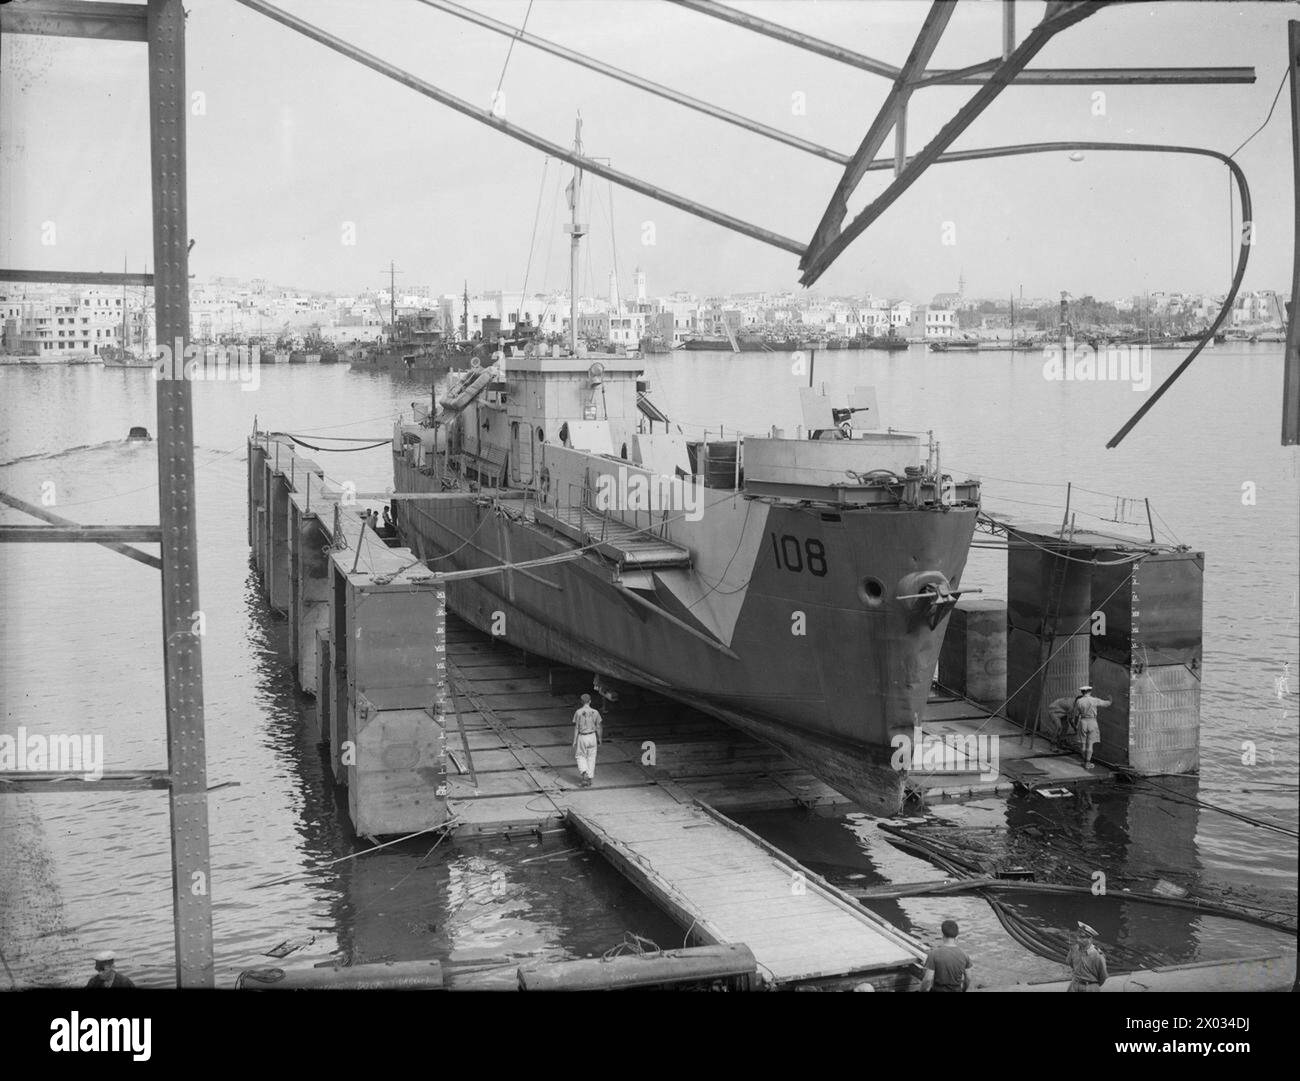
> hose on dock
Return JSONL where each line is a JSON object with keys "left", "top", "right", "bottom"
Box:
{"left": 872, "top": 826, "right": 1296, "bottom": 972}
{"left": 848, "top": 873, "right": 1297, "bottom": 933}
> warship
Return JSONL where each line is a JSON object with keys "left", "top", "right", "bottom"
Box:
{"left": 389, "top": 124, "right": 982, "bottom": 813}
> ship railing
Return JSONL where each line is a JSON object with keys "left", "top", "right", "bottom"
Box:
{"left": 565, "top": 481, "right": 609, "bottom": 543}
{"left": 565, "top": 481, "right": 680, "bottom": 546}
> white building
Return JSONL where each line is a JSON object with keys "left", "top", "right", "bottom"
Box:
{"left": 924, "top": 308, "right": 957, "bottom": 339}
{"left": 578, "top": 311, "right": 645, "bottom": 349}
{"left": 9, "top": 291, "right": 124, "bottom": 357}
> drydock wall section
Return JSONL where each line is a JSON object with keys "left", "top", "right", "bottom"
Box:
{"left": 247, "top": 434, "right": 451, "bottom": 837}
{"left": 1004, "top": 528, "right": 1202, "bottom": 774}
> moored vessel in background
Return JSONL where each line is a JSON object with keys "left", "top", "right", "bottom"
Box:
{"left": 929, "top": 336, "right": 981, "bottom": 353}
{"left": 864, "top": 333, "right": 910, "bottom": 352}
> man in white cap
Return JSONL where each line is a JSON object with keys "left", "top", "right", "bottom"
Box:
{"left": 1065, "top": 923, "right": 1108, "bottom": 991}
{"left": 571, "top": 693, "right": 603, "bottom": 787}
{"left": 1074, "top": 684, "right": 1110, "bottom": 769}
{"left": 86, "top": 951, "right": 135, "bottom": 989}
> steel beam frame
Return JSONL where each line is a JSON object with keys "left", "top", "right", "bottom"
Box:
{"left": 670, "top": 0, "right": 899, "bottom": 78}
{"left": 418, "top": 0, "right": 849, "bottom": 165}
{"left": 671, "top": 0, "right": 1254, "bottom": 86}
{"left": 800, "top": 1, "right": 1105, "bottom": 284}
{"left": 0, "top": 491, "right": 162, "bottom": 569}
{"left": 0, "top": 269, "right": 155, "bottom": 287}
{"left": 233, "top": 0, "right": 805, "bottom": 255}
{"left": 147, "top": 0, "right": 214, "bottom": 989}
{"left": 0, "top": 0, "right": 213, "bottom": 989}
{"left": 0, "top": 771, "right": 172, "bottom": 793}
{"left": 803, "top": 1, "right": 955, "bottom": 266}
{"left": 0, "top": 525, "right": 162, "bottom": 543}
{"left": 0, "top": 0, "right": 147, "bottom": 41}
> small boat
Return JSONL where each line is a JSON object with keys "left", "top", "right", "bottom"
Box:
{"left": 680, "top": 337, "right": 733, "bottom": 351}
{"left": 929, "top": 337, "right": 981, "bottom": 353}
{"left": 102, "top": 348, "right": 153, "bottom": 369}
{"left": 863, "top": 334, "right": 910, "bottom": 352}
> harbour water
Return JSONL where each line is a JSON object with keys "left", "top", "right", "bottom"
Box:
{"left": 1, "top": 343, "right": 1295, "bottom": 988}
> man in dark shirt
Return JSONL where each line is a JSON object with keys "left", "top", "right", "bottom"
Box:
{"left": 1066, "top": 923, "right": 1108, "bottom": 991}
{"left": 919, "top": 919, "right": 972, "bottom": 992}
{"left": 86, "top": 951, "right": 135, "bottom": 989}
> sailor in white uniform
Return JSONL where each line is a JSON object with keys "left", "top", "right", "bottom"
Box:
{"left": 572, "top": 693, "right": 604, "bottom": 787}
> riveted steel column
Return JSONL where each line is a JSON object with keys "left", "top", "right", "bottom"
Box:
{"left": 148, "top": 0, "right": 214, "bottom": 987}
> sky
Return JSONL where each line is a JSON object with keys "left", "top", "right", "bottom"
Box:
{"left": 1, "top": 0, "right": 1295, "bottom": 302}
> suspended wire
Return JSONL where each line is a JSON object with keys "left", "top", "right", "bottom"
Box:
{"left": 530, "top": 164, "right": 566, "bottom": 331}
{"left": 1127, "top": 775, "right": 1299, "bottom": 839}
{"left": 1224, "top": 65, "right": 1287, "bottom": 296}
{"left": 942, "top": 465, "right": 1068, "bottom": 490}
{"left": 680, "top": 497, "right": 755, "bottom": 608}
{"left": 910, "top": 558, "right": 1148, "bottom": 774}
{"left": 519, "top": 156, "right": 550, "bottom": 303}
{"left": 491, "top": 0, "right": 533, "bottom": 107}
{"left": 1229, "top": 65, "right": 1290, "bottom": 158}
{"left": 1149, "top": 503, "right": 1185, "bottom": 548}
{"left": 608, "top": 178, "right": 621, "bottom": 311}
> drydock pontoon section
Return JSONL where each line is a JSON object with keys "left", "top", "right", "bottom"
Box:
{"left": 249, "top": 433, "right": 451, "bottom": 838}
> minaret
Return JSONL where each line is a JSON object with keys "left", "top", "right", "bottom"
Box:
{"left": 635, "top": 267, "right": 646, "bottom": 303}
{"left": 608, "top": 270, "right": 619, "bottom": 314}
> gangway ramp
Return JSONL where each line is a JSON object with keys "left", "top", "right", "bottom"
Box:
{"left": 566, "top": 797, "right": 925, "bottom": 986}
{"left": 535, "top": 503, "right": 691, "bottom": 569}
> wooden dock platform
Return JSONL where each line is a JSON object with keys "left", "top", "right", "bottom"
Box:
{"left": 439, "top": 622, "right": 924, "bottom": 986}
{"left": 917, "top": 692, "right": 1113, "bottom": 800}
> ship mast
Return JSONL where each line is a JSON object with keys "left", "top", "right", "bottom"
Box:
{"left": 388, "top": 261, "right": 397, "bottom": 343}
{"left": 564, "top": 113, "right": 586, "bottom": 356}
{"left": 120, "top": 255, "right": 129, "bottom": 352}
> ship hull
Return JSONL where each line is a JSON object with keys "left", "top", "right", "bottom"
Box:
{"left": 393, "top": 455, "right": 976, "bottom": 813}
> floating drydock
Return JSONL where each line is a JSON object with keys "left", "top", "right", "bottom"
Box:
{"left": 248, "top": 431, "right": 929, "bottom": 988}
{"left": 247, "top": 431, "right": 1208, "bottom": 988}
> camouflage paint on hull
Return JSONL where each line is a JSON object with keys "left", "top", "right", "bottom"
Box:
{"left": 393, "top": 455, "right": 976, "bottom": 815}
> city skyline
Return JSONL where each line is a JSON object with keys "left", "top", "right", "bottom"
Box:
{"left": 1, "top": 1, "right": 1295, "bottom": 301}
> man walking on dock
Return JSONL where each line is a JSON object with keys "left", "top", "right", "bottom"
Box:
{"left": 919, "top": 920, "right": 971, "bottom": 992}
{"left": 1074, "top": 685, "right": 1110, "bottom": 769}
{"left": 1065, "top": 923, "right": 1108, "bottom": 991}
{"left": 572, "top": 693, "right": 603, "bottom": 787}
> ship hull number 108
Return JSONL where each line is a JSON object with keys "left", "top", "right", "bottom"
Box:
{"left": 770, "top": 533, "right": 828, "bottom": 577}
